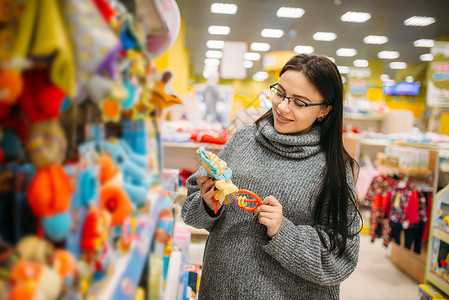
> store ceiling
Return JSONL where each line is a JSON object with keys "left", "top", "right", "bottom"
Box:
{"left": 176, "top": 0, "right": 449, "bottom": 80}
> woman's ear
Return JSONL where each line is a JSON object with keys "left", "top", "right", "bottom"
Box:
{"left": 321, "top": 105, "right": 332, "bottom": 117}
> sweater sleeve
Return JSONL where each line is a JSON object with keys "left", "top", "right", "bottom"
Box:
{"left": 262, "top": 165, "right": 360, "bottom": 286}
{"left": 181, "top": 126, "right": 249, "bottom": 231}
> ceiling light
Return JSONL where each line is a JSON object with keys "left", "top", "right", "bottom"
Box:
{"left": 313, "top": 32, "right": 337, "bottom": 41}
{"left": 244, "top": 52, "right": 261, "bottom": 61}
{"left": 341, "top": 11, "right": 371, "bottom": 23}
{"left": 207, "top": 40, "right": 225, "bottom": 49}
{"left": 276, "top": 7, "right": 305, "bottom": 18}
{"left": 204, "top": 65, "right": 218, "bottom": 72}
{"left": 263, "top": 57, "right": 276, "bottom": 67}
{"left": 420, "top": 53, "right": 433, "bottom": 61}
{"left": 252, "top": 71, "right": 269, "bottom": 81}
{"left": 208, "top": 25, "right": 230, "bottom": 35}
{"left": 204, "top": 58, "right": 220, "bottom": 67}
{"left": 293, "top": 45, "right": 314, "bottom": 54}
{"left": 243, "top": 61, "right": 254, "bottom": 68}
{"left": 404, "top": 16, "right": 435, "bottom": 26}
{"left": 211, "top": 3, "right": 237, "bottom": 14}
{"left": 389, "top": 62, "right": 407, "bottom": 69}
{"left": 337, "top": 66, "right": 349, "bottom": 74}
{"left": 413, "top": 39, "right": 435, "bottom": 47}
{"left": 406, "top": 76, "right": 414, "bottom": 82}
{"left": 363, "top": 35, "right": 388, "bottom": 44}
{"left": 336, "top": 48, "right": 357, "bottom": 57}
{"left": 353, "top": 59, "right": 369, "bottom": 67}
{"left": 206, "top": 50, "right": 223, "bottom": 59}
{"left": 261, "top": 29, "right": 284, "bottom": 38}
{"left": 378, "top": 51, "right": 399, "bottom": 59}
{"left": 327, "top": 57, "right": 335, "bottom": 63}
{"left": 380, "top": 74, "right": 389, "bottom": 81}
{"left": 250, "top": 42, "right": 271, "bottom": 52}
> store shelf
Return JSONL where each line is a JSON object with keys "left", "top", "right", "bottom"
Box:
{"left": 377, "top": 163, "right": 433, "bottom": 176}
{"left": 427, "top": 272, "right": 449, "bottom": 296}
{"left": 94, "top": 191, "right": 165, "bottom": 300}
{"left": 344, "top": 112, "right": 386, "bottom": 121}
{"left": 433, "top": 227, "right": 449, "bottom": 245}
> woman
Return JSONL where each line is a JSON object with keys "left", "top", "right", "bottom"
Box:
{"left": 181, "top": 54, "right": 361, "bottom": 299}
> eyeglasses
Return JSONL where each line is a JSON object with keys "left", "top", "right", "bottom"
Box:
{"left": 269, "top": 83, "right": 326, "bottom": 109}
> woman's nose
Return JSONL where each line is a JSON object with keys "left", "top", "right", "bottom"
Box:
{"left": 277, "top": 97, "right": 292, "bottom": 112}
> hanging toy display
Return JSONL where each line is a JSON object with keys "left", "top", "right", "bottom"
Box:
{"left": 196, "top": 146, "right": 263, "bottom": 214}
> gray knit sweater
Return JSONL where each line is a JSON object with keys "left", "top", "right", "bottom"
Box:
{"left": 182, "top": 120, "right": 360, "bottom": 300}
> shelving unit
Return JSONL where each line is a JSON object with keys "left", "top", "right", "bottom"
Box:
{"left": 163, "top": 141, "right": 224, "bottom": 171}
{"left": 425, "top": 183, "right": 449, "bottom": 295}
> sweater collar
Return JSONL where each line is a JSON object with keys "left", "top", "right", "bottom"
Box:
{"left": 255, "top": 119, "right": 322, "bottom": 159}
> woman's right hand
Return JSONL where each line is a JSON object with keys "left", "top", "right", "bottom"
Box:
{"left": 196, "top": 176, "right": 220, "bottom": 212}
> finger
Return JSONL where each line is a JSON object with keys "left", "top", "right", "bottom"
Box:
{"left": 205, "top": 186, "right": 218, "bottom": 199}
{"left": 258, "top": 216, "right": 274, "bottom": 227}
{"left": 196, "top": 176, "right": 211, "bottom": 185}
{"left": 257, "top": 205, "right": 279, "bottom": 213}
{"left": 263, "top": 196, "right": 281, "bottom": 207}
{"left": 202, "top": 177, "right": 216, "bottom": 192}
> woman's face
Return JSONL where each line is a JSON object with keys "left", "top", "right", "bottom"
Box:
{"left": 272, "top": 70, "right": 331, "bottom": 135}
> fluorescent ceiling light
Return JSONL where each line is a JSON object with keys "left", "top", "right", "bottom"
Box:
{"left": 206, "top": 50, "right": 223, "bottom": 59}
{"left": 211, "top": 3, "right": 237, "bottom": 14}
{"left": 261, "top": 29, "right": 284, "bottom": 38}
{"left": 243, "top": 60, "right": 254, "bottom": 68}
{"left": 341, "top": 11, "right": 371, "bottom": 23}
{"left": 252, "top": 71, "right": 269, "bottom": 81}
{"left": 208, "top": 25, "right": 230, "bottom": 35}
{"left": 337, "top": 66, "right": 349, "bottom": 74}
{"left": 204, "top": 58, "right": 220, "bottom": 67}
{"left": 263, "top": 57, "right": 276, "bottom": 67}
{"left": 380, "top": 74, "right": 389, "bottom": 81}
{"left": 250, "top": 42, "right": 271, "bottom": 52}
{"left": 293, "top": 45, "right": 314, "bottom": 54}
{"left": 378, "top": 51, "right": 399, "bottom": 59}
{"left": 414, "top": 39, "right": 435, "bottom": 47}
{"left": 207, "top": 40, "right": 225, "bottom": 49}
{"left": 404, "top": 16, "right": 435, "bottom": 26}
{"left": 420, "top": 53, "right": 433, "bottom": 61}
{"left": 353, "top": 59, "right": 369, "bottom": 67}
{"left": 313, "top": 32, "right": 337, "bottom": 41}
{"left": 336, "top": 48, "right": 357, "bottom": 57}
{"left": 276, "top": 7, "right": 305, "bottom": 18}
{"left": 389, "top": 62, "right": 407, "bottom": 69}
{"left": 244, "top": 52, "right": 261, "bottom": 61}
{"left": 363, "top": 35, "right": 388, "bottom": 44}
{"left": 204, "top": 65, "right": 218, "bottom": 72}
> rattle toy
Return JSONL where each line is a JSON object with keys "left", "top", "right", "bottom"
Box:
{"left": 196, "top": 146, "right": 262, "bottom": 213}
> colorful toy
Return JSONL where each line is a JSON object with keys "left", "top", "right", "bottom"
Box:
{"left": 149, "top": 71, "right": 182, "bottom": 119}
{"left": 26, "top": 165, "right": 74, "bottom": 241}
{"left": 196, "top": 146, "right": 263, "bottom": 213}
{"left": 52, "top": 250, "right": 77, "bottom": 289}
{"left": 0, "top": 69, "right": 23, "bottom": 105}
{"left": 99, "top": 185, "right": 133, "bottom": 226}
{"left": 15, "top": 235, "right": 53, "bottom": 264}
{"left": 26, "top": 120, "right": 67, "bottom": 169}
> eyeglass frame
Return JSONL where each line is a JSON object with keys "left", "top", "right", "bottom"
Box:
{"left": 269, "top": 83, "right": 327, "bottom": 109}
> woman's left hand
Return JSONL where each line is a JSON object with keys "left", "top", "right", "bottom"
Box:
{"left": 254, "top": 196, "right": 283, "bottom": 238}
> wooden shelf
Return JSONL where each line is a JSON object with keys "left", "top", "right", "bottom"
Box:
{"left": 433, "top": 227, "right": 449, "bottom": 245}
{"left": 427, "top": 272, "right": 449, "bottom": 296}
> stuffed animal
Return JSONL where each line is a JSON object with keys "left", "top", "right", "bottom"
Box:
{"left": 149, "top": 71, "right": 182, "bottom": 119}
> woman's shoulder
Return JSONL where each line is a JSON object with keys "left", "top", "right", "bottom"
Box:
{"left": 230, "top": 124, "right": 256, "bottom": 140}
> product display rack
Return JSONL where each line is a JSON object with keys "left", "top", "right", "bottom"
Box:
{"left": 425, "top": 183, "right": 449, "bottom": 295}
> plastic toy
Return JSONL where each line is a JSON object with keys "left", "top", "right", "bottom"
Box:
{"left": 26, "top": 119, "right": 67, "bottom": 169}
{"left": 77, "top": 168, "right": 98, "bottom": 207}
{"left": 26, "top": 165, "right": 73, "bottom": 241}
{"left": 196, "top": 146, "right": 263, "bottom": 213}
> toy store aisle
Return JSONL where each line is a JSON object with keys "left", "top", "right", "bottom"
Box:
{"left": 341, "top": 234, "right": 419, "bottom": 299}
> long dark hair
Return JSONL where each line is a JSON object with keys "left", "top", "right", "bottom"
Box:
{"left": 255, "top": 54, "right": 360, "bottom": 257}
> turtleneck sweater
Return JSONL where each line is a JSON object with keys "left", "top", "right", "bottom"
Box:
{"left": 182, "top": 120, "right": 360, "bottom": 300}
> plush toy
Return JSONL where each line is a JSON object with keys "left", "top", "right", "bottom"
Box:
{"left": 15, "top": 235, "right": 53, "bottom": 265}
{"left": 0, "top": 69, "right": 23, "bottom": 105}
{"left": 51, "top": 250, "right": 77, "bottom": 290}
{"left": 100, "top": 140, "right": 151, "bottom": 206}
{"left": 149, "top": 71, "right": 182, "bottom": 119}
{"left": 197, "top": 146, "right": 262, "bottom": 213}
{"left": 99, "top": 184, "right": 133, "bottom": 226}
{"left": 26, "top": 165, "right": 74, "bottom": 241}
{"left": 9, "top": 261, "right": 62, "bottom": 300}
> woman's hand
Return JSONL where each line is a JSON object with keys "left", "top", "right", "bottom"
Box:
{"left": 196, "top": 176, "right": 220, "bottom": 212}
{"left": 254, "top": 196, "right": 283, "bottom": 238}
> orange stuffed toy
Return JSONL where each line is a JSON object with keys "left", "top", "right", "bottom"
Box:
{"left": 149, "top": 71, "right": 182, "bottom": 119}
